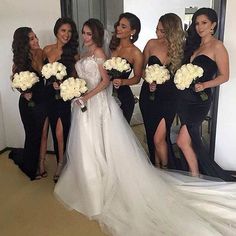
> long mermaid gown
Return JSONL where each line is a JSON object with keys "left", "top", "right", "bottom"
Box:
{"left": 177, "top": 54, "right": 234, "bottom": 181}
{"left": 9, "top": 71, "right": 47, "bottom": 180}
{"left": 44, "top": 58, "right": 71, "bottom": 162}
{"left": 54, "top": 55, "right": 236, "bottom": 236}
{"left": 139, "top": 56, "right": 181, "bottom": 168}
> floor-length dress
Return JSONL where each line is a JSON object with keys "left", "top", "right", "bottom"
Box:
{"left": 139, "top": 56, "right": 181, "bottom": 168}
{"left": 54, "top": 55, "right": 236, "bottom": 236}
{"left": 177, "top": 54, "right": 234, "bottom": 181}
{"left": 44, "top": 58, "right": 71, "bottom": 162}
{"left": 9, "top": 71, "right": 47, "bottom": 180}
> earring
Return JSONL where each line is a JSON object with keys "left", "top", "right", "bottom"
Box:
{"left": 130, "top": 34, "right": 133, "bottom": 40}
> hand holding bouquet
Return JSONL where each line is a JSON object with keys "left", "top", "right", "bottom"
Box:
{"left": 174, "top": 63, "right": 207, "bottom": 101}
{"left": 144, "top": 64, "right": 170, "bottom": 100}
{"left": 60, "top": 77, "right": 88, "bottom": 112}
{"left": 41, "top": 62, "right": 67, "bottom": 99}
{"left": 103, "top": 57, "right": 131, "bottom": 96}
{"left": 12, "top": 71, "right": 39, "bottom": 107}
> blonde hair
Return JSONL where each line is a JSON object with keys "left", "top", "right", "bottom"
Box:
{"left": 160, "top": 13, "right": 185, "bottom": 74}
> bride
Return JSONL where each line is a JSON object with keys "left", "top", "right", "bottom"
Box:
{"left": 54, "top": 18, "right": 236, "bottom": 236}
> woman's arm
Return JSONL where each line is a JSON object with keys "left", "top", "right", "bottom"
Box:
{"left": 143, "top": 40, "right": 151, "bottom": 71}
{"left": 120, "top": 48, "right": 143, "bottom": 86}
{"left": 196, "top": 41, "right": 229, "bottom": 92}
{"left": 79, "top": 48, "right": 110, "bottom": 103}
{"left": 143, "top": 40, "right": 157, "bottom": 91}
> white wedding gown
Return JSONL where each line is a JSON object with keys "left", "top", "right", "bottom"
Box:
{"left": 54, "top": 55, "right": 236, "bottom": 236}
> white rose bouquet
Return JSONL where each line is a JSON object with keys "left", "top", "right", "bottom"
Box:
{"left": 144, "top": 64, "right": 170, "bottom": 100}
{"left": 12, "top": 71, "right": 39, "bottom": 107}
{"left": 174, "top": 63, "right": 207, "bottom": 101}
{"left": 41, "top": 62, "right": 67, "bottom": 99}
{"left": 60, "top": 77, "right": 88, "bottom": 112}
{"left": 103, "top": 57, "right": 131, "bottom": 96}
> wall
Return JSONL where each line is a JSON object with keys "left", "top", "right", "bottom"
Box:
{"left": 0, "top": 0, "right": 61, "bottom": 148}
{"left": 214, "top": 1, "right": 236, "bottom": 170}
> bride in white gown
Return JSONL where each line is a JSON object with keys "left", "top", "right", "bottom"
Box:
{"left": 54, "top": 18, "right": 236, "bottom": 236}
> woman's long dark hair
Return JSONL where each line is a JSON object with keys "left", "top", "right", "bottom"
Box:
{"left": 54, "top": 17, "right": 79, "bottom": 75}
{"left": 109, "top": 12, "right": 141, "bottom": 51}
{"left": 12, "top": 27, "right": 33, "bottom": 73}
{"left": 82, "top": 18, "right": 104, "bottom": 48}
{"left": 183, "top": 7, "right": 218, "bottom": 64}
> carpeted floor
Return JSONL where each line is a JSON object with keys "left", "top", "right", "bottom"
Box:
{"left": 0, "top": 124, "right": 147, "bottom": 236}
{"left": 0, "top": 151, "right": 106, "bottom": 236}
{"left": 0, "top": 122, "right": 209, "bottom": 236}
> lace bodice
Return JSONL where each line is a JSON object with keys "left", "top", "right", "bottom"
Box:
{"left": 75, "top": 56, "right": 105, "bottom": 90}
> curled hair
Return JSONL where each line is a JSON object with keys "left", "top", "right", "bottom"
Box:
{"left": 184, "top": 8, "right": 218, "bottom": 63}
{"left": 82, "top": 18, "right": 104, "bottom": 47}
{"left": 159, "top": 13, "right": 185, "bottom": 74}
{"left": 54, "top": 17, "right": 79, "bottom": 75}
{"left": 109, "top": 12, "right": 141, "bottom": 51}
{"left": 12, "top": 27, "right": 33, "bottom": 73}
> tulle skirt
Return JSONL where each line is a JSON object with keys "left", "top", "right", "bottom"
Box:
{"left": 55, "top": 89, "right": 236, "bottom": 236}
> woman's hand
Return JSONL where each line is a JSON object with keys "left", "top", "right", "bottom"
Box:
{"left": 53, "top": 81, "right": 60, "bottom": 90}
{"left": 23, "top": 92, "right": 32, "bottom": 101}
{"left": 75, "top": 95, "right": 87, "bottom": 106}
{"left": 149, "top": 82, "right": 157, "bottom": 92}
{"left": 195, "top": 82, "right": 205, "bottom": 92}
{"left": 113, "top": 78, "right": 123, "bottom": 89}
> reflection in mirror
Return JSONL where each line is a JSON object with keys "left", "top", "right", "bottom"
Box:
{"left": 184, "top": 6, "right": 198, "bottom": 30}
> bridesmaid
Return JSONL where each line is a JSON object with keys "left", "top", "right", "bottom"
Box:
{"left": 43, "top": 17, "right": 79, "bottom": 182}
{"left": 176, "top": 8, "right": 233, "bottom": 180}
{"left": 139, "top": 13, "right": 185, "bottom": 167}
{"left": 9, "top": 27, "right": 47, "bottom": 180}
{"left": 109, "top": 12, "right": 143, "bottom": 123}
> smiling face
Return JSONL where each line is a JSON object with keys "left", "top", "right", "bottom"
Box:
{"left": 195, "top": 14, "right": 216, "bottom": 38}
{"left": 56, "top": 23, "right": 72, "bottom": 45}
{"left": 28, "top": 31, "right": 40, "bottom": 50}
{"left": 116, "top": 17, "right": 135, "bottom": 40}
{"left": 156, "top": 21, "right": 165, "bottom": 39}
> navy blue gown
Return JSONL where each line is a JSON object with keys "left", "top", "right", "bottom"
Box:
{"left": 139, "top": 56, "right": 180, "bottom": 168}
{"left": 116, "top": 63, "right": 134, "bottom": 123}
{"left": 178, "top": 55, "right": 234, "bottom": 181}
{"left": 9, "top": 71, "right": 47, "bottom": 180}
{"left": 44, "top": 58, "right": 71, "bottom": 162}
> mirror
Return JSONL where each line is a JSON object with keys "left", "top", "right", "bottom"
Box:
{"left": 61, "top": 0, "right": 227, "bottom": 162}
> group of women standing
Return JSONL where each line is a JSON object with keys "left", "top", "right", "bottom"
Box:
{"left": 8, "top": 7, "right": 236, "bottom": 236}
{"left": 10, "top": 7, "right": 232, "bottom": 182}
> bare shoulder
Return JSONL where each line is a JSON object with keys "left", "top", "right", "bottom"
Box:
{"left": 143, "top": 39, "right": 155, "bottom": 49}
{"left": 36, "top": 48, "right": 43, "bottom": 56}
{"left": 212, "top": 39, "right": 227, "bottom": 51}
{"left": 43, "top": 44, "right": 54, "bottom": 54}
{"left": 131, "top": 45, "right": 142, "bottom": 57}
{"left": 34, "top": 48, "right": 44, "bottom": 61}
{"left": 94, "top": 47, "right": 106, "bottom": 59}
{"left": 148, "top": 38, "right": 158, "bottom": 46}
